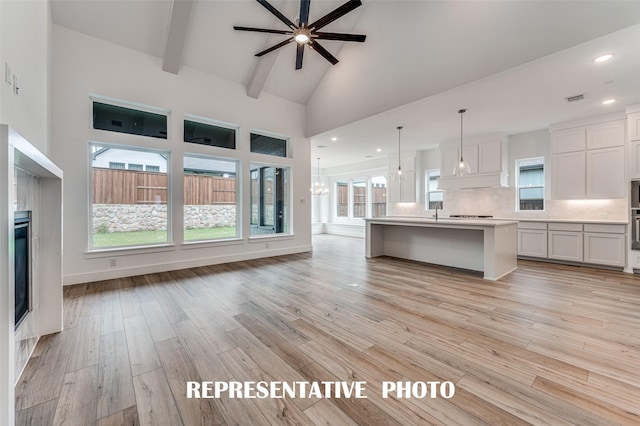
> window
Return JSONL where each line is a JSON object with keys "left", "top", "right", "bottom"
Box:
{"left": 250, "top": 164, "right": 290, "bottom": 236}
{"left": 127, "top": 163, "right": 143, "bottom": 171}
{"left": 90, "top": 143, "right": 170, "bottom": 249}
{"left": 336, "top": 181, "right": 348, "bottom": 217}
{"left": 109, "top": 162, "right": 125, "bottom": 170}
{"left": 92, "top": 101, "right": 168, "bottom": 139}
{"left": 146, "top": 165, "right": 160, "bottom": 172}
{"left": 250, "top": 133, "right": 287, "bottom": 157}
{"left": 184, "top": 118, "right": 236, "bottom": 150}
{"left": 517, "top": 158, "right": 544, "bottom": 211}
{"left": 184, "top": 154, "right": 238, "bottom": 241}
{"left": 353, "top": 179, "right": 367, "bottom": 218}
{"left": 371, "top": 176, "right": 387, "bottom": 218}
{"left": 426, "top": 170, "right": 443, "bottom": 210}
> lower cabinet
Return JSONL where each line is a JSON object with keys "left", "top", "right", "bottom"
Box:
{"left": 517, "top": 221, "right": 626, "bottom": 268}
{"left": 583, "top": 224, "right": 626, "bottom": 267}
{"left": 548, "top": 231, "right": 583, "bottom": 262}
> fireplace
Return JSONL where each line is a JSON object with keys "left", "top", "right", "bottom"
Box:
{"left": 14, "top": 211, "right": 31, "bottom": 328}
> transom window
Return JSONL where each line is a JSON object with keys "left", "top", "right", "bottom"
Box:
{"left": 92, "top": 101, "right": 168, "bottom": 139}
{"left": 184, "top": 117, "right": 237, "bottom": 150}
{"left": 250, "top": 133, "right": 287, "bottom": 157}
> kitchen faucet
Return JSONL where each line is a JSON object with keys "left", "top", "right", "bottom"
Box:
{"left": 434, "top": 203, "right": 439, "bottom": 221}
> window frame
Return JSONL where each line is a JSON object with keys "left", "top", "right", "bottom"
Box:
{"left": 249, "top": 130, "right": 290, "bottom": 158}
{"left": 183, "top": 114, "right": 239, "bottom": 150}
{"left": 352, "top": 178, "right": 367, "bottom": 218}
{"left": 182, "top": 153, "right": 241, "bottom": 243}
{"left": 88, "top": 141, "right": 173, "bottom": 252}
{"left": 516, "top": 157, "right": 545, "bottom": 212}
{"left": 425, "top": 169, "right": 443, "bottom": 211}
{"left": 90, "top": 94, "right": 171, "bottom": 140}
{"left": 248, "top": 161, "right": 293, "bottom": 239}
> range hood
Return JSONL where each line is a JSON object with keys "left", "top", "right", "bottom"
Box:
{"left": 437, "top": 133, "right": 509, "bottom": 190}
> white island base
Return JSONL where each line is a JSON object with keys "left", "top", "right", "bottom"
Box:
{"left": 365, "top": 217, "right": 518, "bottom": 281}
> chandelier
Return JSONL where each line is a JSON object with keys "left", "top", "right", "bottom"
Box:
{"left": 311, "top": 157, "right": 328, "bottom": 195}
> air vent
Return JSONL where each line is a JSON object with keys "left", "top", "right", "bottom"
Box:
{"left": 316, "top": 145, "right": 328, "bottom": 148}
{"left": 565, "top": 94, "right": 586, "bottom": 103}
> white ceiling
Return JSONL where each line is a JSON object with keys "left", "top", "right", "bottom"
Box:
{"left": 50, "top": 1, "right": 640, "bottom": 168}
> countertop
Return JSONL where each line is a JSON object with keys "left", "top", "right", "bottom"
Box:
{"left": 365, "top": 216, "right": 518, "bottom": 227}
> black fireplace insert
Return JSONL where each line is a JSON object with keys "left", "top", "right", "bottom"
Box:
{"left": 15, "top": 211, "right": 31, "bottom": 328}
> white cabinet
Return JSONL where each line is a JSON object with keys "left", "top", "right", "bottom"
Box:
{"left": 586, "top": 146, "right": 625, "bottom": 199}
{"left": 438, "top": 134, "right": 508, "bottom": 190}
{"left": 517, "top": 221, "right": 626, "bottom": 268}
{"left": 551, "top": 151, "right": 586, "bottom": 199}
{"left": 548, "top": 230, "right": 583, "bottom": 262}
{"left": 552, "top": 128, "right": 585, "bottom": 153}
{"left": 583, "top": 224, "right": 626, "bottom": 267}
{"left": 551, "top": 118, "right": 625, "bottom": 199}
{"left": 388, "top": 155, "right": 416, "bottom": 203}
{"left": 629, "top": 141, "right": 640, "bottom": 178}
{"left": 628, "top": 111, "right": 640, "bottom": 141}
{"left": 518, "top": 222, "right": 548, "bottom": 258}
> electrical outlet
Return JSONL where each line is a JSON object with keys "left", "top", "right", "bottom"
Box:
{"left": 109, "top": 258, "right": 117, "bottom": 267}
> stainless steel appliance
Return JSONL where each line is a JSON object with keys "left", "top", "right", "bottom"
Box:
{"left": 632, "top": 180, "right": 640, "bottom": 209}
{"left": 633, "top": 209, "right": 640, "bottom": 250}
{"left": 632, "top": 181, "right": 640, "bottom": 249}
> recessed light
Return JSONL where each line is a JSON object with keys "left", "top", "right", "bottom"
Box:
{"left": 331, "top": 137, "right": 337, "bottom": 141}
{"left": 376, "top": 148, "right": 382, "bottom": 152}
{"left": 602, "top": 99, "right": 616, "bottom": 105}
{"left": 594, "top": 54, "right": 613, "bottom": 63}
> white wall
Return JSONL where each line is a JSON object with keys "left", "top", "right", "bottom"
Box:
{"left": 52, "top": 25, "right": 311, "bottom": 285}
{"left": 0, "top": 0, "right": 51, "bottom": 155}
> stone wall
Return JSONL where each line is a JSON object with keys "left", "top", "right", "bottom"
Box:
{"left": 93, "top": 204, "right": 236, "bottom": 233}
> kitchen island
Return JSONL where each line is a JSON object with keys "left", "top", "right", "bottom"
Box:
{"left": 365, "top": 217, "right": 518, "bottom": 280}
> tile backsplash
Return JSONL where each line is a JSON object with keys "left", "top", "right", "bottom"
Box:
{"left": 389, "top": 187, "right": 628, "bottom": 222}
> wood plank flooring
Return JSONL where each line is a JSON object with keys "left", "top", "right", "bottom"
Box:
{"left": 15, "top": 234, "right": 640, "bottom": 425}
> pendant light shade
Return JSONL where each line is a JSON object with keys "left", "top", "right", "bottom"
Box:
{"left": 393, "top": 126, "right": 404, "bottom": 182}
{"left": 452, "top": 109, "right": 471, "bottom": 177}
{"left": 310, "top": 157, "right": 328, "bottom": 195}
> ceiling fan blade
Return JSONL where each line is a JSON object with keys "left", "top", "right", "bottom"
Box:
{"left": 255, "top": 37, "right": 294, "bottom": 57}
{"left": 308, "top": 0, "right": 362, "bottom": 31}
{"left": 309, "top": 40, "right": 338, "bottom": 65}
{"left": 299, "top": 0, "right": 310, "bottom": 26}
{"left": 296, "top": 44, "right": 304, "bottom": 70}
{"left": 234, "top": 26, "right": 292, "bottom": 35}
{"left": 314, "top": 31, "right": 366, "bottom": 42}
{"left": 256, "top": 0, "right": 296, "bottom": 30}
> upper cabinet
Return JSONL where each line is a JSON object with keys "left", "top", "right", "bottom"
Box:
{"left": 550, "top": 115, "right": 625, "bottom": 199}
{"left": 388, "top": 154, "right": 416, "bottom": 203}
{"left": 438, "top": 134, "right": 508, "bottom": 190}
{"left": 627, "top": 105, "right": 640, "bottom": 178}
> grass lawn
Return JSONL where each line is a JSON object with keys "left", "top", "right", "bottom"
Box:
{"left": 92, "top": 227, "right": 236, "bottom": 247}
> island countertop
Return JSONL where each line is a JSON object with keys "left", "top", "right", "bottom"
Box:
{"left": 364, "top": 216, "right": 518, "bottom": 227}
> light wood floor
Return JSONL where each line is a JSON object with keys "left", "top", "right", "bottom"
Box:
{"left": 15, "top": 234, "right": 640, "bottom": 425}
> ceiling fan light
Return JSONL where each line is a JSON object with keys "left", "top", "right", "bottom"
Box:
{"left": 294, "top": 33, "right": 310, "bottom": 44}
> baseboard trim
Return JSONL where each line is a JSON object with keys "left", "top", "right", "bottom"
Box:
{"left": 63, "top": 245, "right": 313, "bottom": 285}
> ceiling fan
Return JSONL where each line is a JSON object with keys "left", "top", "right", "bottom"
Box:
{"left": 234, "top": 0, "right": 366, "bottom": 70}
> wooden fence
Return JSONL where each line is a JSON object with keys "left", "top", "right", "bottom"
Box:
{"left": 92, "top": 168, "right": 236, "bottom": 205}
{"left": 337, "top": 183, "right": 386, "bottom": 217}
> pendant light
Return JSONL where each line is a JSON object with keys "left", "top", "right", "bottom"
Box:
{"left": 310, "top": 157, "right": 328, "bottom": 195}
{"left": 452, "top": 109, "right": 471, "bottom": 177}
{"left": 393, "top": 126, "right": 404, "bottom": 182}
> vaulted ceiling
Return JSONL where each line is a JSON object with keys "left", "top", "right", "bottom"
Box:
{"left": 51, "top": 1, "right": 640, "bottom": 167}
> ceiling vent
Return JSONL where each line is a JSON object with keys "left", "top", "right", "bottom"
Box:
{"left": 565, "top": 94, "right": 586, "bottom": 103}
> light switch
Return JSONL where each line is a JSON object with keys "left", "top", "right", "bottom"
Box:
{"left": 5, "top": 63, "right": 12, "bottom": 87}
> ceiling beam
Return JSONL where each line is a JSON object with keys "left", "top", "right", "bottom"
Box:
{"left": 246, "top": 0, "right": 297, "bottom": 99}
{"left": 162, "top": 0, "right": 194, "bottom": 74}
